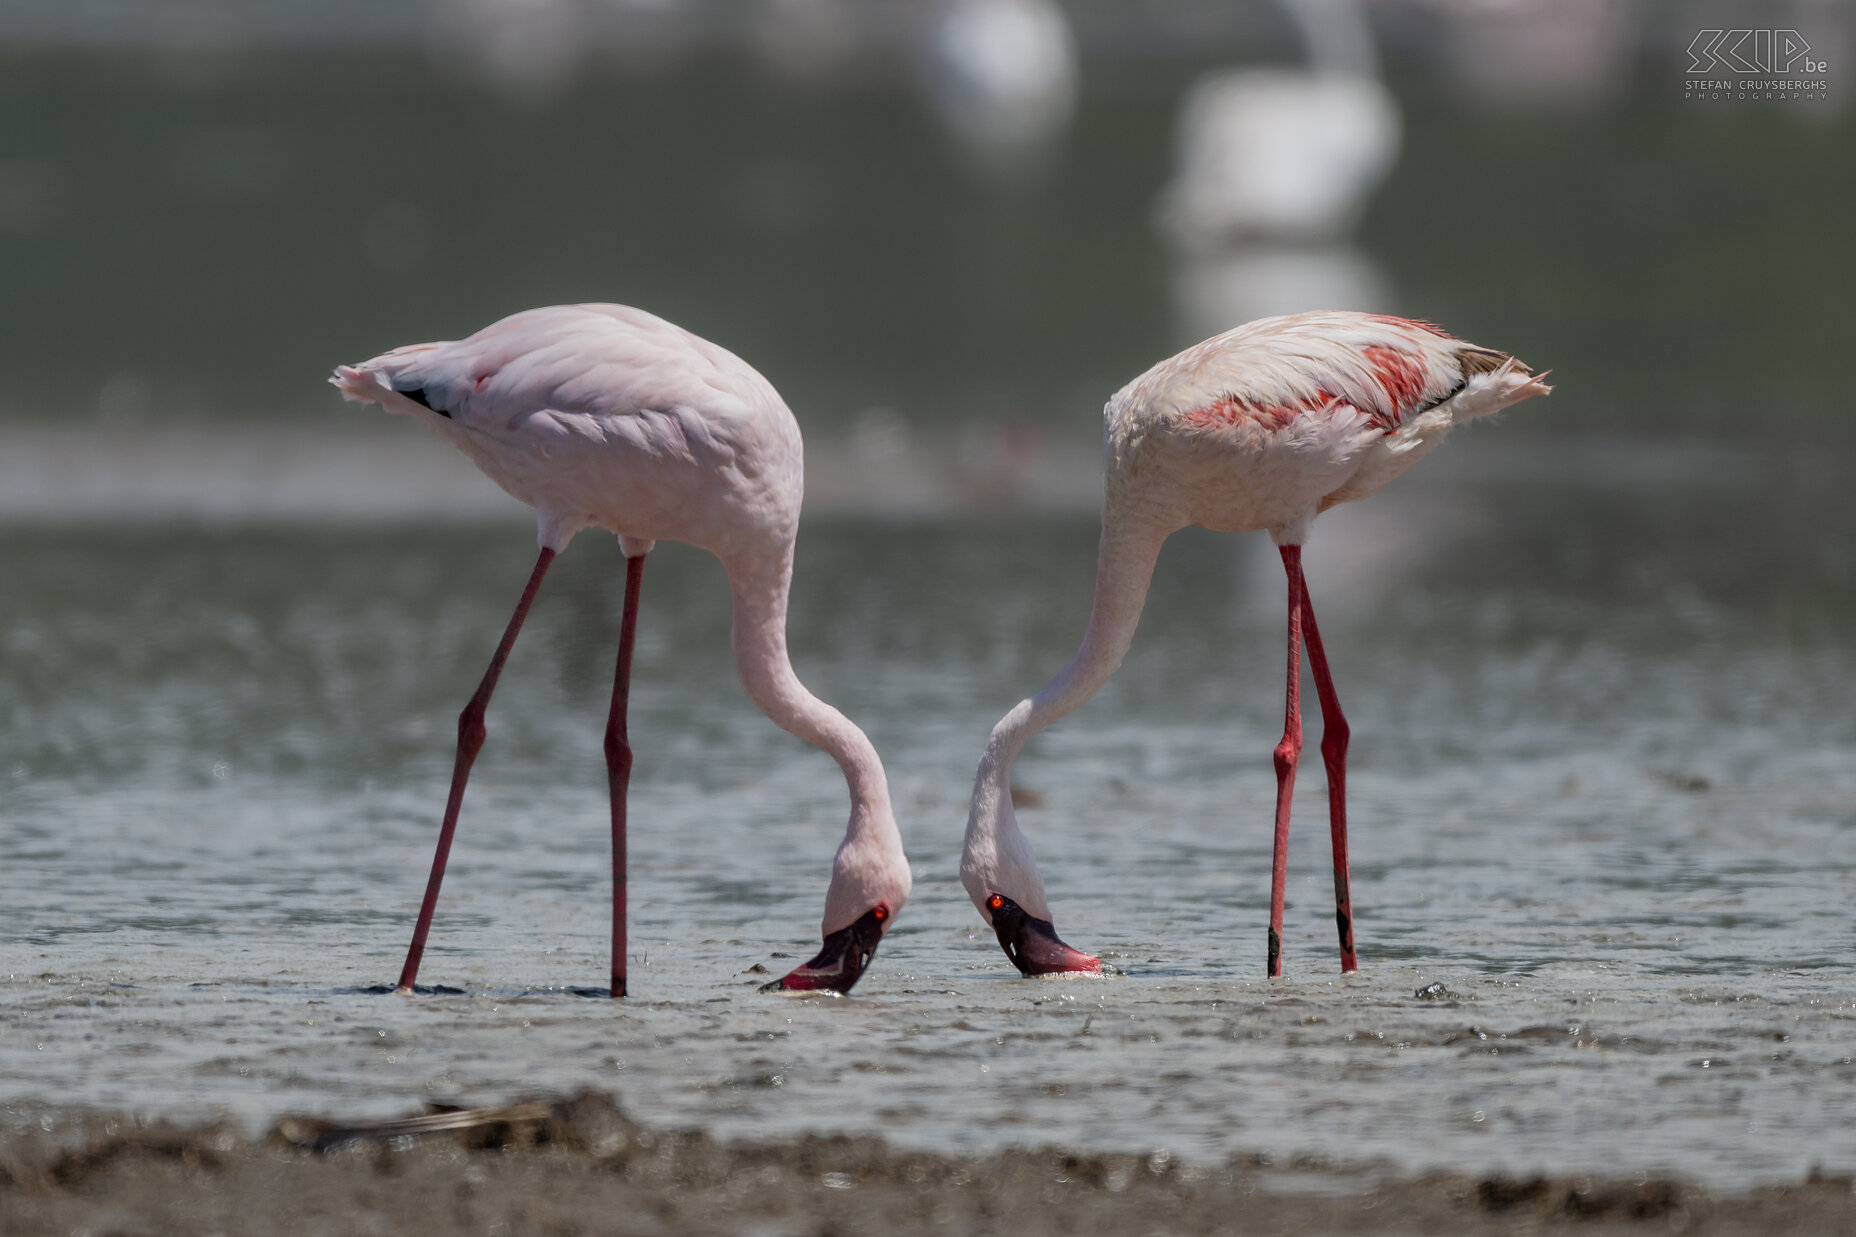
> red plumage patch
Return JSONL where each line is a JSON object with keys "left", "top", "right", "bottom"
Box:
{"left": 1363, "top": 346, "right": 1427, "bottom": 427}
{"left": 1180, "top": 389, "right": 1339, "bottom": 432}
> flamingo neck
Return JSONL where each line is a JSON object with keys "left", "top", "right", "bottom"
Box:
{"left": 963, "top": 517, "right": 1169, "bottom": 917}
{"left": 723, "top": 545, "right": 906, "bottom": 933}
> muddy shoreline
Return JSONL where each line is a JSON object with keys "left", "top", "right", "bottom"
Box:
{"left": 4, "top": 1094, "right": 1850, "bottom": 1236}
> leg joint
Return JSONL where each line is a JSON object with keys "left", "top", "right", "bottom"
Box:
{"left": 1320, "top": 717, "right": 1350, "bottom": 762}
{"left": 456, "top": 703, "right": 487, "bottom": 757}
{"left": 603, "top": 733, "right": 633, "bottom": 774}
{"left": 1273, "top": 738, "right": 1301, "bottom": 776}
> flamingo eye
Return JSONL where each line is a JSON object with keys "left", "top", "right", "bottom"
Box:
{"left": 988, "top": 894, "right": 1005, "bottom": 912}
{"left": 873, "top": 905, "right": 888, "bottom": 922}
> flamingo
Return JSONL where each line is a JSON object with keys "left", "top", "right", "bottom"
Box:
{"left": 331, "top": 304, "right": 912, "bottom": 997}
{"left": 960, "top": 311, "right": 1550, "bottom": 978}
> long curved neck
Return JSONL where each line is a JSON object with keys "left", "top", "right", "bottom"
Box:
{"left": 723, "top": 545, "right": 892, "bottom": 816}
{"left": 975, "top": 515, "right": 1170, "bottom": 809}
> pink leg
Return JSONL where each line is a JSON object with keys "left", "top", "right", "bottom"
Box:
{"left": 1268, "top": 545, "right": 1305, "bottom": 979}
{"left": 604, "top": 552, "right": 646, "bottom": 998}
{"left": 396, "top": 547, "right": 556, "bottom": 995}
{"left": 1296, "top": 567, "right": 1358, "bottom": 973}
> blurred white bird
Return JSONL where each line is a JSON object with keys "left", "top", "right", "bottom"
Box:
{"left": 1158, "top": 0, "right": 1400, "bottom": 247}
{"left": 333, "top": 304, "right": 912, "bottom": 997}
{"left": 923, "top": 0, "right": 1079, "bottom": 166}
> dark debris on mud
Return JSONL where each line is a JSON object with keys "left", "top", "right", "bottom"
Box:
{"left": 2, "top": 1093, "right": 1852, "bottom": 1236}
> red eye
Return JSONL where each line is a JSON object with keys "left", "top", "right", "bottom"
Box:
{"left": 988, "top": 895, "right": 1004, "bottom": 911}
{"left": 873, "top": 905, "right": 888, "bottom": 922}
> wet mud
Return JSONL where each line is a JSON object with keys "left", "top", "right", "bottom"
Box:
{"left": 3, "top": 1094, "right": 1852, "bottom": 1237}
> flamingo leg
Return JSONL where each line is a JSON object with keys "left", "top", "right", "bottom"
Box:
{"left": 605, "top": 552, "right": 646, "bottom": 998}
{"left": 396, "top": 547, "right": 557, "bottom": 994}
{"left": 1294, "top": 562, "right": 1357, "bottom": 973}
{"left": 1268, "top": 545, "right": 1305, "bottom": 978}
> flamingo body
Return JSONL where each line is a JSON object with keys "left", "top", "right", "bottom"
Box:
{"left": 962, "top": 310, "right": 1549, "bottom": 975}
{"left": 1105, "top": 312, "right": 1542, "bottom": 540}
{"left": 332, "top": 304, "right": 910, "bottom": 994}
{"left": 334, "top": 304, "right": 797, "bottom": 559}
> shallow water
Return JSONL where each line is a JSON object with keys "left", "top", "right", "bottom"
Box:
{"left": 3, "top": 438, "right": 1853, "bottom": 1189}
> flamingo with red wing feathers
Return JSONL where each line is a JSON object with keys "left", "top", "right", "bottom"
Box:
{"left": 961, "top": 311, "right": 1550, "bottom": 978}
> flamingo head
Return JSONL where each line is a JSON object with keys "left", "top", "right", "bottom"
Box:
{"left": 763, "top": 904, "right": 894, "bottom": 994}
{"left": 960, "top": 767, "right": 1100, "bottom": 976}
{"left": 977, "top": 891, "right": 1101, "bottom": 976}
{"left": 763, "top": 794, "right": 911, "bottom": 995}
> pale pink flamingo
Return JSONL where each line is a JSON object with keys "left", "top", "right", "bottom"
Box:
{"left": 331, "top": 304, "right": 911, "bottom": 996}
{"left": 961, "top": 311, "right": 1549, "bottom": 978}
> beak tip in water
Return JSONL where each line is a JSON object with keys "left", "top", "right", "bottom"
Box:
{"left": 986, "top": 894, "right": 1101, "bottom": 976}
{"left": 760, "top": 906, "right": 889, "bottom": 995}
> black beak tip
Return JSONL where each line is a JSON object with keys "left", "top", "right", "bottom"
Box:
{"left": 985, "top": 894, "right": 1102, "bottom": 976}
{"left": 763, "top": 906, "right": 888, "bottom": 995}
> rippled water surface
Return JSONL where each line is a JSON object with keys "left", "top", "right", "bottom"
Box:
{"left": 4, "top": 441, "right": 1853, "bottom": 1189}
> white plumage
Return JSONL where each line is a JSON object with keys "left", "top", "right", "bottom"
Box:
{"left": 334, "top": 305, "right": 797, "bottom": 557}
{"left": 334, "top": 304, "right": 911, "bottom": 996}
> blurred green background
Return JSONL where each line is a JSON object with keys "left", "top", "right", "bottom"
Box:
{"left": 1, "top": 0, "right": 1850, "bottom": 454}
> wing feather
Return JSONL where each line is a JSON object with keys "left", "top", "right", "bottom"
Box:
{"left": 1104, "top": 311, "right": 1538, "bottom": 444}
{"left": 332, "top": 304, "right": 777, "bottom": 435}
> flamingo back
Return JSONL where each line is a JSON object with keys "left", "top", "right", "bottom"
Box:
{"left": 1110, "top": 312, "right": 1478, "bottom": 437}
{"left": 332, "top": 304, "right": 804, "bottom": 555}
{"left": 1101, "top": 311, "right": 1548, "bottom": 537}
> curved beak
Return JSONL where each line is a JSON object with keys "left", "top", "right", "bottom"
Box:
{"left": 763, "top": 906, "right": 888, "bottom": 994}
{"left": 986, "top": 894, "right": 1100, "bottom": 976}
